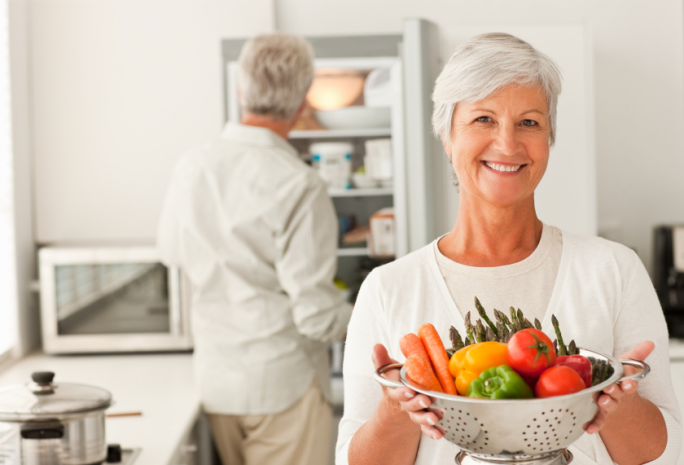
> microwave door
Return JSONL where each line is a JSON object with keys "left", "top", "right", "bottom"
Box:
{"left": 54, "top": 263, "right": 173, "bottom": 337}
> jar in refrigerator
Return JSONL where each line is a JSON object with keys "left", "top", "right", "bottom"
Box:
{"left": 310, "top": 142, "right": 353, "bottom": 190}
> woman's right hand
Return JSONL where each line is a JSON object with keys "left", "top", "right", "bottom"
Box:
{"left": 372, "top": 343, "right": 446, "bottom": 440}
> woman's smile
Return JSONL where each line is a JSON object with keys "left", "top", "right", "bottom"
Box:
{"left": 482, "top": 161, "right": 525, "bottom": 174}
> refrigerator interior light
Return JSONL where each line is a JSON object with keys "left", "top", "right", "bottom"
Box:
{"left": 306, "top": 69, "right": 365, "bottom": 110}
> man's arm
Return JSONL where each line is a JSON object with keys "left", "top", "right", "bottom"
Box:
{"left": 275, "top": 173, "right": 352, "bottom": 342}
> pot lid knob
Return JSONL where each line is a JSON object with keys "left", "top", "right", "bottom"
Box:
{"left": 31, "top": 372, "right": 55, "bottom": 386}
{"left": 29, "top": 371, "right": 55, "bottom": 395}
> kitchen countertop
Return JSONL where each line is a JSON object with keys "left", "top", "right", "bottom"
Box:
{"left": 0, "top": 352, "right": 199, "bottom": 465}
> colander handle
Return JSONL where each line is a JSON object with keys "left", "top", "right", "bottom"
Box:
{"left": 616, "top": 359, "right": 651, "bottom": 384}
{"left": 374, "top": 362, "right": 406, "bottom": 389}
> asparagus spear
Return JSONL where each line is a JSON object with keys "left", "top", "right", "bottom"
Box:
{"left": 450, "top": 326, "right": 464, "bottom": 352}
{"left": 551, "top": 315, "right": 568, "bottom": 356}
{"left": 464, "top": 336, "right": 471, "bottom": 347}
{"left": 475, "top": 297, "right": 499, "bottom": 339}
{"left": 509, "top": 307, "right": 518, "bottom": 332}
{"left": 553, "top": 339, "right": 559, "bottom": 354}
{"left": 523, "top": 318, "right": 534, "bottom": 329}
{"left": 568, "top": 340, "right": 577, "bottom": 355}
{"left": 476, "top": 320, "right": 486, "bottom": 342}
{"left": 517, "top": 309, "right": 525, "bottom": 329}
{"left": 495, "top": 309, "right": 513, "bottom": 332}
{"left": 485, "top": 326, "right": 496, "bottom": 342}
{"left": 465, "top": 312, "right": 475, "bottom": 343}
{"left": 496, "top": 322, "right": 504, "bottom": 343}
{"left": 534, "top": 318, "right": 542, "bottom": 330}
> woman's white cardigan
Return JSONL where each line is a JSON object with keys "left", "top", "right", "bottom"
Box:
{"left": 336, "top": 232, "right": 682, "bottom": 464}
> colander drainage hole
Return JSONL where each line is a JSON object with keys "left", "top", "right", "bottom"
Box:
{"left": 550, "top": 409, "right": 554, "bottom": 412}
{"left": 542, "top": 412, "right": 545, "bottom": 415}
{"left": 484, "top": 431, "right": 488, "bottom": 434}
{"left": 527, "top": 425, "right": 530, "bottom": 428}
{"left": 533, "top": 418, "right": 537, "bottom": 421}
{"left": 570, "top": 430, "right": 573, "bottom": 433}
{"left": 522, "top": 432, "right": 526, "bottom": 435}
{"left": 524, "top": 439, "right": 527, "bottom": 442}
{"left": 565, "top": 409, "right": 569, "bottom": 412}
{"left": 480, "top": 424, "right": 484, "bottom": 427}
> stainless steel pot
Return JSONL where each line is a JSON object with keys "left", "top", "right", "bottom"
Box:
{"left": 0, "top": 371, "right": 112, "bottom": 465}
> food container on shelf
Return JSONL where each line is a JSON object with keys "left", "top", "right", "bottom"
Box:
{"left": 364, "top": 138, "right": 393, "bottom": 186}
{"left": 0, "top": 371, "right": 112, "bottom": 464}
{"left": 375, "top": 348, "right": 649, "bottom": 463}
{"left": 369, "top": 208, "right": 395, "bottom": 257}
{"left": 310, "top": 142, "right": 353, "bottom": 190}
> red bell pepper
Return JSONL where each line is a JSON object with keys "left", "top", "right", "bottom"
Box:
{"left": 555, "top": 355, "right": 592, "bottom": 388}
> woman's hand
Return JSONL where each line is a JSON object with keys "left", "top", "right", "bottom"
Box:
{"left": 372, "top": 344, "right": 446, "bottom": 440}
{"left": 584, "top": 341, "right": 654, "bottom": 434}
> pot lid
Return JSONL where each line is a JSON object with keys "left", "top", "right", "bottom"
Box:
{"left": 0, "top": 372, "right": 112, "bottom": 421}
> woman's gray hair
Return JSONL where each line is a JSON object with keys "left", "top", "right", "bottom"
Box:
{"left": 432, "top": 33, "right": 562, "bottom": 145}
{"left": 238, "top": 33, "right": 314, "bottom": 120}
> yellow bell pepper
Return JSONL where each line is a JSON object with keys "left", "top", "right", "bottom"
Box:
{"left": 448, "top": 341, "right": 508, "bottom": 396}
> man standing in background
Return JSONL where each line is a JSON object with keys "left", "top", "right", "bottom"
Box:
{"left": 157, "top": 34, "right": 352, "bottom": 465}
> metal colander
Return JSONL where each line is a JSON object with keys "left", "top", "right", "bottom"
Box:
{"left": 374, "top": 348, "right": 649, "bottom": 461}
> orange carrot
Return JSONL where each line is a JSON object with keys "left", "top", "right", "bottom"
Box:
{"left": 418, "top": 323, "right": 457, "bottom": 395}
{"left": 405, "top": 354, "right": 444, "bottom": 393}
{"left": 400, "top": 333, "right": 428, "bottom": 359}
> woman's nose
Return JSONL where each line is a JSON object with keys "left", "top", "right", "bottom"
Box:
{"left": 492, "top": 123, "right": 522, "bottom": 157}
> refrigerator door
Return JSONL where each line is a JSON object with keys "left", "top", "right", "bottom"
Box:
{"left": 402, "top": 19, "right": 441, "bottom": 252}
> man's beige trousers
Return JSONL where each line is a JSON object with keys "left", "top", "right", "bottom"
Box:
{"left": 207, "top": 380, "right": 333, "bottom": 465}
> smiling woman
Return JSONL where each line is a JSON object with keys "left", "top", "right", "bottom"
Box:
{"left": 337, "top": 33, "right": 680, "bottom": 465}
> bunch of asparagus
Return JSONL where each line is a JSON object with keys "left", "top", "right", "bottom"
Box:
{"left": 448, "top": 297, "right": 579, "bottom": 356}
{"left": 448, "top": 297, "right": 614, "bottom": 386}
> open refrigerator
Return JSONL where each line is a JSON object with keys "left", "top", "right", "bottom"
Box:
{"left": 222, "top": 19, "right": 440, "bottom": 390}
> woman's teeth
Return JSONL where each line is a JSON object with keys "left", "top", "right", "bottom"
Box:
{"left": 485, "top": 162, "right": 522, "bottom": 172}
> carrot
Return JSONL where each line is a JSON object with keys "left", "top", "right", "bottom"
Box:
{"left": 400, "top": 333, "right": 428, "bottom": 359}
{"left": 405, "top": 354, "right": 443, "bottom": 393}
{"left": 418, "top": 323, "right": 457, "bottom": 395}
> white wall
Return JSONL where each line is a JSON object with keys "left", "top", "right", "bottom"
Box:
{"left": 276, "top": 0, "right": 684, "bottom": 274}
{"left": 31, "top": 0, "right": 274, "bottom": 243}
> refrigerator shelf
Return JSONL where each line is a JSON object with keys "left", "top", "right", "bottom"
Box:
{"left": 289, "top": 128, "right": 391, "bottom": 139}
{"left": 328, "top": 187, "right": 393, "bottom": 198}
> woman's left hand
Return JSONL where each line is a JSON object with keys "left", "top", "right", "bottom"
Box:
{"left": 584, "top": 341, "right": 654, "bottom": 434}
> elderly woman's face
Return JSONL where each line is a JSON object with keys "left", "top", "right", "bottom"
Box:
{"left": 445, "top": 84, "right": 550, "bottom": 207}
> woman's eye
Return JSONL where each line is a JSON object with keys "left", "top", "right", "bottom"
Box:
{"left": 521, "top": 119, "right": 538, "bottom": 127}
{"left": 475, "top": 116, "right": 492, "bottom": 123}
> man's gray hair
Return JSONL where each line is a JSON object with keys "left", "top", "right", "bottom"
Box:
{"left": 432, "top": 33, "right": 562, "bottom": 145}
{"left": 238, "top": 33, "right": 314, "bottom": 120}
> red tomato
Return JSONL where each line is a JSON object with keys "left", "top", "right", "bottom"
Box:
{"left": 506, "top": 328, "right": 557, "bottom": 378}
{"left": 535, "top": 366, "right": 586, "bottom": 398}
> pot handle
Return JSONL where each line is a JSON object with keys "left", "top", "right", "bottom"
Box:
{"left": 616, "top": 359, "right": 650, "bottom": 384}
{"left": 373, "top": 362, "right": 406, "bottom": 389}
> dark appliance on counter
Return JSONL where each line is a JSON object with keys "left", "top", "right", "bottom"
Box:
{"left": 653, "top": 225, "right": 684, "bottom": 337}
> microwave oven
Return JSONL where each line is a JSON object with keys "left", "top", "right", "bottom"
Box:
{"left": 38, "top": 246, "right": 193, "bottom": 354}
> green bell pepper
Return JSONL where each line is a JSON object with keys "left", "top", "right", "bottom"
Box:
{"left": 467, "top": 365, "right": 534, "bottom": 399}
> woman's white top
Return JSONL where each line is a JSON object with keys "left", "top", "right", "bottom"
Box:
{"left": 336, "top": 231, "right": 682, "bottom": 464}
{"left": 435, "top": 223, "right": 562, "bottom": 325}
